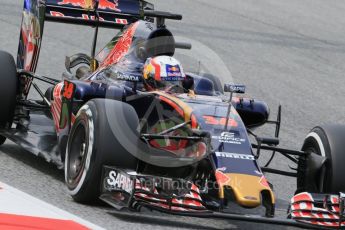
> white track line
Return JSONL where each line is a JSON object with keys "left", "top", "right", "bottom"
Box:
{"left": 0, "top": 181, "right": 104, "bottom": 230}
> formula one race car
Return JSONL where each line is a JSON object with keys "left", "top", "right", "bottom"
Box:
{"left": 1, "top": 0, "right": 345, "bottom": 229}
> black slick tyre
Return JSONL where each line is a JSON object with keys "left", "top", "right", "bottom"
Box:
{"left": 65, "top": 99, "right": 139, "bottom": 203}
{"left": 0, "top": 51, "right": 17, "bottom": 145}
{"left": 298, "top": 125, "right": 345, "bottom": 193}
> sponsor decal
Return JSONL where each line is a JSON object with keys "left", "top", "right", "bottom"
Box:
{"left": 115, "top": 18, "right": 128, "bottom": 24}
{"left": 215, "top": 152, "right": 255, "bottom": 160}
{"left": 62, "top": 81, "right": 74, "bottom": 100}
{"left": 165, "top": 64, "right": 182, "bottom": 78}
{"left": 57, "top": 0, "right": 120, "bottom": 11}
{"left": 20, "top": 6, "right": 41, "bottom": 72}
{"left": 217, "top": 167, "right": 227, "bottom": 172}
{"left": 50, "top": 11, "right": 128, "bottom": 25}
{"left": 212, "top": 132, "right": 245, "bottom": 144}
{"left": 224, "top": 84, "right": 246, "bottom": 94}
{"left": 203, "top": 115, "right": 238, "bottom": 127}
{"left": 59, "top": 81, "right": 75, "bottom": 130}
{"left": 168, "top": 66, "right": 179, "bottom": 72}
{"left": 114, "top": 70, "right": 139, "bottom": 81}
{"left": 58, "top": 0, "right": 94, "bottom": 9}
{"left": 163, "top": 76, "right": 185, "bottom": 81}
{"left": 106, "top": 170, "right": 133, "bottom": 194}
{"left": 100, "top": 22, "right": 138, "bottom": 67}
{"left": 98, "top": 0, "right": 119, "bottom": 11}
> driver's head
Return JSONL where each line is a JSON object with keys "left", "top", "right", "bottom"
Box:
{"left": 143, "top": 56, "right": 185, "bottom": 91}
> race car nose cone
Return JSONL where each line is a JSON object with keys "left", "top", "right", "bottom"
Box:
{"left": 217, "top": 173, "right": 275, "bottom": 208}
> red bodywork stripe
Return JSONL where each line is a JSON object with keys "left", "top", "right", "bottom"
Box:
{"left": 191, "top": 114, "right": 198, "bottom": 129}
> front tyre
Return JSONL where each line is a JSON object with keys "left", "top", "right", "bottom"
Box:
{"left": 65, "top": 99, "right": 139, "bottom": 203}
{"left": 297, "top": 125, "right": 345, "bottom": 193}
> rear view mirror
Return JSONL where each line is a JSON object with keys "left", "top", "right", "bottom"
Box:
{"left": 224, "top": 84, "right": 246, "bottom": 94}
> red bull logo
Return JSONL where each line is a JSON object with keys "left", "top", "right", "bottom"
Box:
{"left": 167, "top": 65, "right": 180, "bottom": 72}
{"left": 166, "top": 65, "right": 182, "bottom": 78}
{"left": 58, "top": 0, "right": 120, "bottom": 11}
{"left": 169, "top": 66, "right": 178, "bottom": 72}
{"left": 98, "top": 0, "right": 119, "bottom": 11}
{"left": 58, "top": 0, "right": 90, "bottom": 8}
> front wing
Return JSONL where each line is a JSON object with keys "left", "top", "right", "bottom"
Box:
{"left": 100, "top": 166, "right": 345, "bottom": 229}
{"left": 290, "top": 192, "right": 345, "bottom": 228}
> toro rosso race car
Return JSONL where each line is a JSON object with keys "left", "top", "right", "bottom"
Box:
{"left": 1, "top": 0, "right": 345, "bottom": 229}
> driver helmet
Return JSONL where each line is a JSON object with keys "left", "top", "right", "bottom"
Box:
{"left": 143, "top": 56, "right": 186, "bottom": 91}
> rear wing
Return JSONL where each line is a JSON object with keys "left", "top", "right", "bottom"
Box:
{"left": 17, "top": 0, "right": 153, "bottom": 72}
{"left": 45, "top": 0, "right": 147, "bottom": 28}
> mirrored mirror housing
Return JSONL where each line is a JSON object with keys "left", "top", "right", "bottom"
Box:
{"left": 224, "top": 84, "right": 246, "bottom": 94}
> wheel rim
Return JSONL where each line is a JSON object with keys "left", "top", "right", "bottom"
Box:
{"left": 66, "top": 121, "right": 88, "bottom": 189}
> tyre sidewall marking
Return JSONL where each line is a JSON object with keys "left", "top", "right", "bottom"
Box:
{"left": 305, "top": 132, "right": 326, "bottom": 157}
{"left": 65, "top": 104, "right": 94, "bottom": 195}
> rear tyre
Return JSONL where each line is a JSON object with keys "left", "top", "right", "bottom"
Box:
{"left": 65, "top": 99, "right": 139, "bottom": 203}
{"left": 0, "top": 51, "right": 18, "bottom": 145}
{"left": 297, "top": 125, "right": 345, "bottom": 193}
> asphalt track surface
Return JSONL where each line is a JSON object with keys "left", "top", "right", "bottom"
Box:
{"left": 1, "top": 0, "right": 345, "bottom": 229}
